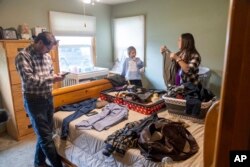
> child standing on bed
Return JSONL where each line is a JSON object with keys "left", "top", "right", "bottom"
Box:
{"left": 121, "top": 46, "right": 144, "bottom": 87}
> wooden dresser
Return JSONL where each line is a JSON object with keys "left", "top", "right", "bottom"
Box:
{"left": 0, "top": 40, "right": 60, "bottom": 140}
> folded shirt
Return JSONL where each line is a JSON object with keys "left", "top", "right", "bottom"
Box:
{"left": 75, "top": 103, "right": 128, "bottom": 131}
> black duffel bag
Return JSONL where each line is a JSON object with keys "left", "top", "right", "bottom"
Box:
{"left": 138, "top": 119, "right": 199, "bottom": 162}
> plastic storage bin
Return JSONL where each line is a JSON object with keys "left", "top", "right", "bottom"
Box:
{"left": 198, "top": 66, "right": 211, "bottom": 89}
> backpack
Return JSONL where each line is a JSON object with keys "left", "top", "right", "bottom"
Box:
{"left": 138, "top": 119, "right": 199, "bottom": 162}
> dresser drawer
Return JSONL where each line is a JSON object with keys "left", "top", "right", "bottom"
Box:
{"left": 18, "top": 123, "right": 34, "bottom": 137}
{"left": 10, "top": 70, "right": 21, "bottom": 84}
{"left": 16, "top": 110, "right": 29, "bottom": 123}
{"left": 4, "top": 42, "right": 30, "bottom": 58}
{"left": 16, "top": 110, "right": 33, "bottom": 136}
{"left": 11, "top": 84, "right": 25, "bottom": 111}
{"left": 7, "top": 56, "right": 17, "bottom": 71}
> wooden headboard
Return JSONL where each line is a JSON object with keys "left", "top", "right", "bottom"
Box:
{"left": 52, "top": 79, "right": 112, "bottom": 108}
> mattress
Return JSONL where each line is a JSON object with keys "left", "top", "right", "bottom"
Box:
{"left": 53, "top": 107, "right": 204, "bottom": 167}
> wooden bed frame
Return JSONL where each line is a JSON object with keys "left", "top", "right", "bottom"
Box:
{"left": 52, "top": 79, "right": 112, "bottom": 108}
{"left": 52, "top": 79, "right": 112, "bottom": 167}
{"left": 203, "top": 101, "right": 220, "bottom": 167}
{"left": 52, "top": 79, "right": 219, "bottom": 167}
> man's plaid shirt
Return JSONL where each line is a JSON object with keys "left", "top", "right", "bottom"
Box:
{"left": 15, "top": 45, "right": 54, "bottom": 96}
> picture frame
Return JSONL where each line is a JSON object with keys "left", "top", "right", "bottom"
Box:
{"left": 2, "top": 28, "right": 18, "bottom": 40}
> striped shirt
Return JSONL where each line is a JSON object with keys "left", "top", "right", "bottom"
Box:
{"left": 15, "top": 45, "right": 54, "bottom": 96}
{"left": 179, "top": 52, "right": 201, "bottom": 85}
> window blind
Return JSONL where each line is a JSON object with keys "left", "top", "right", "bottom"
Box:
{"left": 112, "top": 15, "right": 145, "bottom": 73}
{"left": 49, "top": 11, "right": 96, "bottom": 36}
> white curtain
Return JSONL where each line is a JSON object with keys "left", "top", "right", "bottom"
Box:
{"left": 49, "top": 11, "right": 96, "bottom": 36}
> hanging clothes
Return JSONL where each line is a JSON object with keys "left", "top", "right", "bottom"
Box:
{"left": 162, "top": 49, "right": 178, "bottom": 86}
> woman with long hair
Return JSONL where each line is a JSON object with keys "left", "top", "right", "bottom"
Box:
{"left": 161, "top": 33, "right": 201, "bottom": 86}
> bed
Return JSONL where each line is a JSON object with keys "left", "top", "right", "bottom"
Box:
{"left": 52, "top": 79, "right": 219, "bottom": 167}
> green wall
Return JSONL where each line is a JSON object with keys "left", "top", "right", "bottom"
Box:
{"left": 0, "top": 0, "right": 229, "bottom": 96}
{"left": 111, "top": 0, "right": 229, "bottom": 96}
{"left": 0, "top": 0, "right": 113, "bottom": 68}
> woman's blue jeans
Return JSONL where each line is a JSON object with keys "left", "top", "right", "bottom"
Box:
{"left": 24, "top": 95, "right": 62, "bottom": 167}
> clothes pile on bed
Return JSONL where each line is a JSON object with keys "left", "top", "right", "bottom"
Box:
{"left": 53, "top": 98, "right": 204, "bottom": 167}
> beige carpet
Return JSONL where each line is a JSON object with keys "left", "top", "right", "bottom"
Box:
{"left": 0, "top": 133, "right": 36, "bottom": 167}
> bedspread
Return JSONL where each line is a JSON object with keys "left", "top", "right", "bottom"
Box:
{"left": 53, "top": 108, "right": 204, "bottom": 167}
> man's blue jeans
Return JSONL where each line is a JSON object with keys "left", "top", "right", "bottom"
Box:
{"left": 24, "top": 95, "right": 62, "bottom": 167}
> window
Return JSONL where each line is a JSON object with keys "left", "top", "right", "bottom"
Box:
{"left": 49, "top": 11, "right": 96, "bottom": 73}
{"left": 112, "top": 15, "right": 145, "bottom": 74}
{"left": 56, "top": 36, "right": 95, "bottom": 73}
{"left": 49, "top": 11, "right": 110, "bottom": 87}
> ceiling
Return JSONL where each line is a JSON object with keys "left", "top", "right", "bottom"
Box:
{"left": 97, "top": 0, "right": 136, "bottom": 5}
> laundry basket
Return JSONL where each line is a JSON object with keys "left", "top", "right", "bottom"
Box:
{"left": 162, "top": 94, "right": 213, "bottom": 122}
{"left": 198, "top": 66, "right": 211, "bottom": 89}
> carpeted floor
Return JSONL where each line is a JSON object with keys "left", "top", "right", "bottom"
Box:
{"left": 0, "top": 132, "right": 36, "bottom": 167}
{"left": 0, "top": 131, "right": 74, "bottom": 167}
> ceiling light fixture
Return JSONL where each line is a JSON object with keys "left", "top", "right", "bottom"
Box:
{"left": 83, "top": 0, "right": 100, "bottom": 5}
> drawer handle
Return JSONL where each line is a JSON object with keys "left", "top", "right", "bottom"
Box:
{"left": 28, "top": 124, "right": 32, "bottom": 129}
{"left": 17, "top": 48, "right": 24, "bottom": 52}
